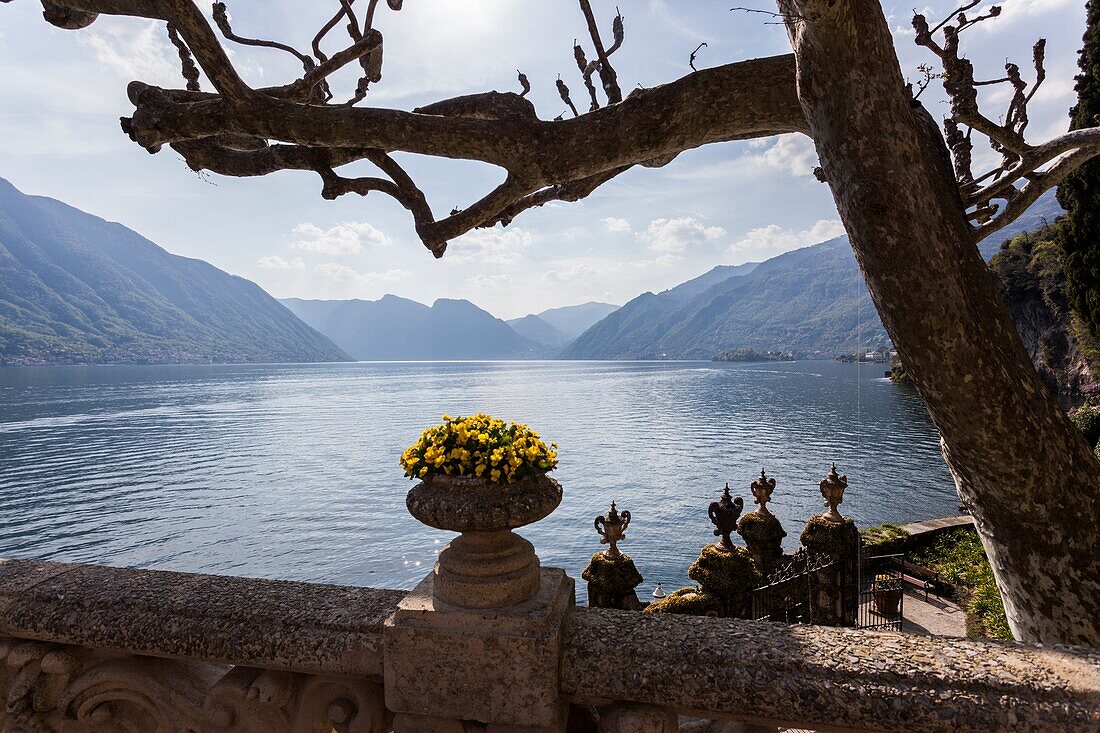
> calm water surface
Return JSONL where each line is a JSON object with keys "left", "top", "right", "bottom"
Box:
{"left": 0, "top": 360, "right": 957, "bottom": 596}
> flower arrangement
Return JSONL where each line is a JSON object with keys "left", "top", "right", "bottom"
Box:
{"left": 400, "top": 413, "right": 558, "bottom": 484}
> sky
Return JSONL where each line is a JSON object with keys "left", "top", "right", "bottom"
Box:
{"left": 0, "top": 0, "right": 1088, "bottom": 318}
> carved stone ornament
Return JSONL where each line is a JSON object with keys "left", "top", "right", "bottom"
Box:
{"left": 594, "top": 501, "right": 631, "bottom": 558}
{"left": 0, "top": 637, "right": 390, "bottom": 732}
{"left": 819, "top": 463, "right": 849, "bottom": 522}
{"left": 708, "top": 483, "right": 744, "bottom": 552}
{"left": 750, "top": 468, "right": 777, "bottom": 516}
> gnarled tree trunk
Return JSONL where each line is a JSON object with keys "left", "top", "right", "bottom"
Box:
{"left": 781, "top": 0, "right": 1100, "bottom": 645}
{"left": 12, "top": 0, "right": 1100, "bottom": 645}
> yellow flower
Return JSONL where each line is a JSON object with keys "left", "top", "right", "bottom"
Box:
{"left": 401, "top": 413, "right": 557, "bottom": 484}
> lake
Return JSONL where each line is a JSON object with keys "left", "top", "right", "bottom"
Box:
{"left": 0, "top": 360, "right": 957, "bottom": 598}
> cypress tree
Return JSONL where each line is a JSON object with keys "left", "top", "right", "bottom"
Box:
{"left": 1056, "top": 0, "right": 1100, "bottom": 339}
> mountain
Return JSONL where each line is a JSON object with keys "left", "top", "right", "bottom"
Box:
{"left": 658, "top": 262, "right": 759, "bottom": 304}
{"left": 281, "top": 295, "right": 429, "bottom": 360}
{"left": 562, "top": 238, "right": 887, "bottom": 359}
{"left": 532, "top": 302, "right": 620, "bottom": 338}
{"left": 564, "top": 192, "right": 1066, "bottom": 361}
{"left": 282, "top": 295, "right": 546, "bottom": 360}
{"left": 0, "top": 177, "right": 348, "bottom": 365}
{"left": 506, "top": 314, "right": 571, "bottom": 348}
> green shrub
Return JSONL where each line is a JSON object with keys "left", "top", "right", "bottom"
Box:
{"left": 909, "top": 527, "right": 1012, "bottom": 640}
{"left": 1071, "top": 405, "right": 1100, "bottom": 447}
{"left": 861, "top": 523, "right": 909, "bottom": 554}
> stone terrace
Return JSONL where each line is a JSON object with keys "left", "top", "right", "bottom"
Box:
{"left": 0, "top": 557, "right": 1097, "bottom": 732}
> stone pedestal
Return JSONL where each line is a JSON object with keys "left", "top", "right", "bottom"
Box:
{"left": 406, "top": 473, "right": 562, "bottom": 609}
{"left": 384, "top": 568, "right": 575, "bottom": 731}
{"left": 646, "top": 544, "right": 761, "bottom": 619}
{"left": 799, "top": 514, "right": 859, "bottom": 627}
{"left": 581, "top": 551, "right": 644, "bottom": 610}
{"left": 436, "top": 530, "right": 541, "bottom": 609}
{"left": 737, "top": 511, "right": 786, "bottom": 576}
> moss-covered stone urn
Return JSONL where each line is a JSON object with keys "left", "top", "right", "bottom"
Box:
{"left": 406, "top": 472, "right": 562, "bottom": 609}
{"left": 738, "top": 469, "right": 787, "bottom": 575}
{"left": 581, "top": 502, "right": 644, "bottom": 609}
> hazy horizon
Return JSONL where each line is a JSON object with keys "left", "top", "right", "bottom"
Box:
{"left": 0, "top": 0, "right": 1086, "bottom": 318}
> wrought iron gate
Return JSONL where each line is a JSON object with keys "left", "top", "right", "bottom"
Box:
{"left": 855, "top": 552, "right": 904, "bottom": 632}
{"left": 752, "top": 549, "right": 904, "bottom": 631}
{"left": 750, "top": 548, "right": 836, "bottom": 624}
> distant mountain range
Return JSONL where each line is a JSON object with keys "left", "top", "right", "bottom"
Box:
{"left": 1, "top": 174, "right": 1063, "bottom": 366}
{"left": 282, "top": 297, "right": 616, "bottom": 360}
{"left": 562, "top": 236, "right": 887, "bottom": 359}
{"left": 561, "top": 190, "right": 1064, "bottom": 360}
{"left": 0, "top": 177, "right": 348, "bottom": 365}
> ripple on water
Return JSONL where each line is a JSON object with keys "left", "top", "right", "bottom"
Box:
{"left": 0, "top": 360, "right": 957, "bottom": 597}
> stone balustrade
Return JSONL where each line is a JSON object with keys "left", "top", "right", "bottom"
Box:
{"left": 0, "top": 557, "right": 1097, "bottom": 732}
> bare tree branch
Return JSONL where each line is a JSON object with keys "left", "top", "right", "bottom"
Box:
{"left": 577, "top": 0, "right": 623, "bottom": 104}
{"left": 914, "top": 6, "right": 1100, "bottom": 241}
{"left": 690, "top": 42, "right": 708, "bottom": 72}
{"left": 165, "top": 21, "right": 200, "bottom": 92}
{"left": 21, "top": 0, "right": 805, "bottom": 256}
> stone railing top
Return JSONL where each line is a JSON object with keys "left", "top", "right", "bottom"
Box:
{"left": 562, "top": 606, "right": 1100, "bottom": 733}
{"left": 901, "top": 514, "right": 976, "bottom": 537}
{"left": 4, "top": 557, "right": 1100, "bottom": 732}
{"left": 0, "top": 558, "right": 403, "bottom": 677}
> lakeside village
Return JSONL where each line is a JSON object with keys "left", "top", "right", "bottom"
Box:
{"left": 713, "top": 347, "right": 895, "bottom": 364}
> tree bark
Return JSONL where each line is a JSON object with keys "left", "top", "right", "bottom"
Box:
{"left": 780, "top": 0, "right": 1100, "bottom": 645}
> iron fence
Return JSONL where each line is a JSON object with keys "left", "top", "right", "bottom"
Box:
{"left": 855, "top": 552, "right": 904, "bottom": 632}
{"left": 750, "top": 548, "right": 836, "bottom": 624}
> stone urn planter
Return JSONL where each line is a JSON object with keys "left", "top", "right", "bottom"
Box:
{"left": 407, "top": 472, "right": 562, "bottom": 609}
{"left": 872, "top": 578, "right": 902, "bottom": 616}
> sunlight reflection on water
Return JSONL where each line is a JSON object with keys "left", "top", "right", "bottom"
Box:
{"left": 0, "top": 360, "right": 956, "bottom": 597}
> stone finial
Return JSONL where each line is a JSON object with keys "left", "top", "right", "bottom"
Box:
{"left": 750, "top": 468, "right": 776, "bottom": 516}
{"left": 819, "top": 462, "right": 848, "bottom": 522}
{"left": 708, "top": 483, "right": 744, "bottom": 552}
{"left": 595, "top": 502, "right": 631, "bottom": 558}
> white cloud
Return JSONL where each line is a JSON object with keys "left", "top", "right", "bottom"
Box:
{"left": 541, "top": 253, "right": 681, "bottom": 286}
{"left": 314, "top": 262, "right": 410, "bottom": 285}
{"left": 291, "top": 221, "right": 393, "bottom": 254}
{"left": 448, "top": 227, "right": 533, "bottom": 265}
{"left": 640, "top": 217, "right": 725, "bottom": 253}
{"left": 756, "top": 136, "right": 819, "bottom": 177}
{"left": 730, "top": 219, "right": 846, "bottom": 259}
{"left": 676, "top": 135, "right": 820, "bottom": 182}
{"left": 79, "top": 21, "right": 181, "bottom": 87}
{"left": 972, "top": 0, "right": 1076, "bottom": 28}
{"left": 601, "top": 217, "right": 632, "bottom": 233}
{"left": 256, "top": 255, "right": 304, "bottom": 270}
{"left": 542, "top": 263, "right": 602, "bottom": 284}
{"left": 467, "top": 273, "right": 512, "bottom": 287}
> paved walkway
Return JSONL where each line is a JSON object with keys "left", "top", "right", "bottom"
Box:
{"left": 900, "top": 586, "right": 967, "bottom": 637}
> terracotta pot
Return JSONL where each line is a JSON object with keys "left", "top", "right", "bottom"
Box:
{"left": 406, "top": 472, "right": 562, "bottom": 609}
